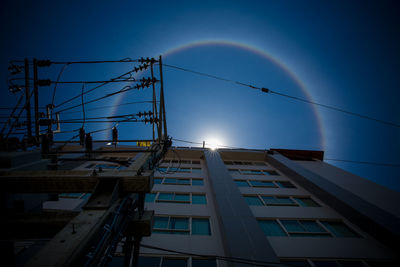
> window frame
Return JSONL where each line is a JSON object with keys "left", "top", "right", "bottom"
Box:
{"left": 153, "top": 216, "right": 211, "bottom": 235}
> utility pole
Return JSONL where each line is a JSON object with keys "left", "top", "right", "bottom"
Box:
{"left": 25, "top": 58, "right": 32, "bottom": 138}
{"left": 158, "top": 56, "right": 167, "bottom": 139}
{"left": 33, "top": 58, "right": 39, "bottom": 140}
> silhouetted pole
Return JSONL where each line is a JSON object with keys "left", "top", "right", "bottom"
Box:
{"left": 33, "top": 59, "right": 39, "bottom": 140}
{"left": 24, "top": 58, "right": 32, "bottom": 138}
{"left": 158, "top": 56, "right": 167, "bottom": 139}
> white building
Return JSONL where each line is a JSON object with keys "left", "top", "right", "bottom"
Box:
{"left": 133, "top": 147, "right": 399, "bottom": 267}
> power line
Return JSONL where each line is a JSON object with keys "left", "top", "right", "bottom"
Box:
{"left": 162, "top": 64, "right": 400, "bottom": 128}
{"left": 54, "top": 68, "right": 138, "bottom": 108}
{"left": 324, "top": 158, "right": 400, "bottom": 167}
{"left": 61, "top": 101, "right": 154, "bottom": 115}
{"left": 139, "top": 244, "right": 290, "bottom": 267}
{"left": 173, "top": 138, "right": 400, "bottom": 168}
{"left": 56, "top": 84, "right": 147, "bottom": 114}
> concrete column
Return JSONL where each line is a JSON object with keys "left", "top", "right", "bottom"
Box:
{"left": 204, "top": 150, "right": 279, "bottom": 266}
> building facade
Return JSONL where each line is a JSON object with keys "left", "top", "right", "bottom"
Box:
{"left": 134, "top": 147, "right": 399, "bottom": 267}
{"left": 6, "top": 146, "right": 399, "bottom": 266}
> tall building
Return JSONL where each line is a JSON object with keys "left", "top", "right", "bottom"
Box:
{"left": 4, "top": 146, "right": 400, "bottom": 266}
{"left": 133, "top": 147, "right": 399, "bottom": 267}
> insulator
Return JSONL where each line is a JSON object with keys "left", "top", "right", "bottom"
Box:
{"left": 141, "top": 83, "right": 145, "bottom": 89}
{"left": 37, "top": 60, "right": 52, "bottom": 67}
{"left": 143, "top": 63, "right": 148, "bottom": 69}
{"left": 112, "top": 127, "right": 118, "bottom": 143}
{"left": 8, "top": 85, "right": 22, "bottom": 93}
{"left": 79, "top": 128, "right": 85, "bottom": 146}
{"left": 85, "top": 133, "right": 93, "bottom": 154}
{"left": 146, "top": 57, "right": 150, "bottom": 63}
{"left": 134, "top": 67, "right": 139, "bottom": 72}
{"left": 148, "top": 111, "right": 153, "bottom": 116}
{"left": 154, "top": 118, "right": 159, "bottom": 123}
{"left": 143, "top": 111, "right": 148, "bottom": 116}
{"left": 37, "top": 79, "right": 51, "bottom": 86}
{"left": 8, "top": 64, "right": 23, "bottom": 75}
{"left": 144, "top": 118, "right": 149, "bottom": 124}
{"left": 138, "top": 112, "right": 143, "bottom": 118}
{"left": 139, "top": 57, "right": 145, "bottom": 63}
{"left": 38, "top": 119, "right": 53, "bottom": 126}
{"left": 139, "top": 66, "right": 143, "bottom": 71}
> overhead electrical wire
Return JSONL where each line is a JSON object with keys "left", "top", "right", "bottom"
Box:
{"left": 162, "top": 64, "right": 400, "bottom": 128}
{"left": 56, "top": 84, "right": 146, "bottom": 114}
{"left": 172, "top": 138, "right": 400, "bottom": 168}
{"left": 324, "top": 158, "right": 400, "bottom": 167}
{"left": 55, "top": 68, "right": 139, "bottom": 109}
{"left": 139, "top": 244, "right": 291, "bottom": 267}
{"left": 61, "top": 101, "right": 155, "bottom": 115}
{"left": 51, "top": 63, "right": 69, "bottom": 107}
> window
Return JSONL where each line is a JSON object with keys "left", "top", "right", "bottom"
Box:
{"left": 264, "top": 170, "right": 279, "bottom": 175}
{"left": 258, "top": 220, "right": 287, "bottom": 236}
{"left": 191, "top": 168, "right": 202, "bottom": 173}
{"left": 253, "top": 162, "right": 266, "bottom": 166}
{"left": 146, "top": 192, "right": 206, "bottom": 204}
{"left": 320, "top": 221, "right": 359, "bottom": 237}
{"left": 153, "top": 177, "right": 204, "bottom": 186}
{"left": 138, "top": 257, "right": 216, "bottom": 267}
{"left": 153, "top": 216, "right": 189, "bottom": 235}
{"left": 192, "top": 179, "right": 204, "bottom": 186}
{"left": 228, "top": 169, "right": 240, "bottom": 175}
{"left": 192, "top": 194, "right": 207, "bottom": 204}
{"left": 249, "top": 180, "right": 277, "bottom": 188}
{"left": 244, "top": 196, "right": 263, "bottom": 206}
{"left": 164, "top": 178, "right": 191, "bottom": 185}
{"left": 153, "top": 216, "right": 211, "bottom": 235}
{"left": 192, "top": 259, "right": 217, "bottom": 267}
{"left": 192, "top": 160, "right": 200, "bottom": 164}
{"left": 293, "top": 197, "right": 319, "bottom": 207}
{"left": 276, "top": 181, "right": 296, "bottom": 188}
{"left": 258, "top": 219, "right": 359, "bottom": 238}
{"left": 280, "top": 259, "right": 311, "bottom": 267}
{"left": 157, "top": 193, "right": 190, "bottom": 203}
{"left": 162, "top": 258, "right": 187, "bottom": 267}
{"left": 280, "top": 220, "right": 330, "bottom": 237}
{"left": 145, "top": 193, "right": 156, "bottom": 202}
{"left": 192, "top": 218, "right": 211, "bottom": 235}
{"left": 244, "top": 195, "right": 319, "bottom": 207}
{"left": 234, "top": 180, "right": 249, "bottom": 187}
{"left": 262, "top": 196, "right": 297, "bottom": 206}
{"left": 85, "top": 163, "right": 122, "bottom": 170}
{"left": 281, "top": 259, "right": 371, "bottom": 267}
{"left": 241, "top": 169, "right": 263, "bottom": 175}
{"left": 138, "top": 256, "right": 161, "bottom": 267}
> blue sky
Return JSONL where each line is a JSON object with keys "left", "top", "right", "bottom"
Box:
{"left": 1, "top": 0, "right": 399, "bottom": 191}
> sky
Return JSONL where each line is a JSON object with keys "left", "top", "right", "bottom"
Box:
{"left": 1, "top": 0, "right": 399, "bottom": 191}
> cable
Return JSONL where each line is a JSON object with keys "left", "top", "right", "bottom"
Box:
{"left": 51, "top": 64, "right": 69, "bottom": 107}
{"left": 324, "top": 158, "right": 400, "bottom": 167}
{"left": 51, "top": 79, "right": 137, "bottom": 84}
{"left": 55, "top": 68, "right": 138, "bottom": 109}
{"left": 56, "top": 83, "right": 149, "bottom": 114}
{"left": 172, "top": 138, "right": 243, "bottom": 150}
{"left": 162, "top": 64, "right": 400, "bottom": 128}
{"left": 81, "top": 83, "right": 86, "bottom": 128}
{"left": 52, "top": 58, "right": 138, "bottom": 65}
{"left": 139, "top": 244, "right": 288, "bottom": 267}
{"left": 61, "top": 101, "right": 155, "bottom": 115}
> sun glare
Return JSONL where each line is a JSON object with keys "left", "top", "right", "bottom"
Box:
{"left": 206, "top": 138, "right": 222, "bottom": 150}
